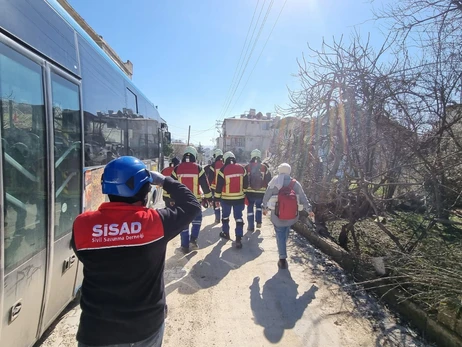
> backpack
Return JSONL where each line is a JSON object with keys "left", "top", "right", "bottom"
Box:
{"left": 275, "top": 179, "right": 298, "bottom": 220}
{"left": 249, "top": 163, "right": 264, "bottom": 190}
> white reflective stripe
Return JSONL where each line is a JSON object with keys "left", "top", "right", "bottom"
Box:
{"left": 226, "top": 173, "right": 244, "bottom": 178}
{"left": 77, "top": 236, "right": 164, "bottom": 251}
{"left": 256, "top": 208, "right": 262, "bottom": 211}
{"left": 215, "top": 207, "right": 220, "bottom": 210}
{"left": 236, "top": 219, "right": 243, "bottom": 222}
{"left": 178, "top": 174, "right": 198, "bottom": 178}
{"left": 247, "top": 213, "right": 254, "bottom": 216}
{"left": 222, "top": 217, "right": 230, "bottom": 221}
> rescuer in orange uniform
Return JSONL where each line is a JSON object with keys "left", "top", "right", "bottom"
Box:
{"left": 172, "top": 146, "right": 212, "bottom": 253}
{"left": 160, "top": 157, "right": 180, "bottom": 207}
{"left": 215, "top": 151, "right": 248, "bottom": 248}
{"left": 71, "top": 156, "right": 200, "bottom": 346}
{"left": 208, "top": 148, "right": 224, "bottom": 223}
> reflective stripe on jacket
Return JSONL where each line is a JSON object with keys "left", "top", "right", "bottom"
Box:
{"left": 172, "top": 162, "right": 211, "bottom": 200}
{"left": 210, "top": 160, "right": 224, "bottom": 190}
{"left": 244, "top": 162, "right": 271, "bottom": 194}
{"left": 215, "top": 163, "right": 246, "bottom": 200}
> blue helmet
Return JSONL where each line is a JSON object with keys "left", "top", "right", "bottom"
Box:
{"left": 101, "top": 156, "right": 153, "bottom": 197}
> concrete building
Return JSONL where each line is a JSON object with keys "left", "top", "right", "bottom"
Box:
{"left": 218, "top": 108, "right": 275, "bottom": 162}
{"left": 57, "top": 0, "right": 134, "bottom": 79}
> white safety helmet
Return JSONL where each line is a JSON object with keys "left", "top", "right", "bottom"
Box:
{"left": 223, "top": 151, "right": 235, "bottom": 163}
{"left": 183, "top": 146, "right": 198, "bottom": 160}
{"left": 213, "top": 148, "right": 223, "bottom": 157}
{"left": 250, "top": 149, "right": 261, "bottom": 159}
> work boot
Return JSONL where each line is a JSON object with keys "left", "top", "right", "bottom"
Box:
{"left": 235, "top": 236, "right": 242, "bottom": 249}
{"left": 180, "top": 246, "right": 190, "bottom": 254}
{"left": 219, "top": 231, "right": 230, "bottom": 240}
{"left": 190, "top": 236, "right": 198, "bottom": 249}
{"left": 256, "top": 223, "right": 262, "bottom": 228}
{"left": 247, "top": 227, "right": 255, "bottom": 232}
{"left": 214, "top": 219, "right": 221, "bottom": 224}
{"left": 277, "top": 259, "right": 288, "bottom": 269}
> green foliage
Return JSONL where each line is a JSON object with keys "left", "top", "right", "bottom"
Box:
{"left": 163, "top": 140, "right": 173, "bottom": 157}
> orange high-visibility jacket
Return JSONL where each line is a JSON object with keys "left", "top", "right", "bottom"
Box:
{"left": 209, "top": 159, "right": 224, "bottom": 190}
{"left": 243, "top": 162, "right": 272, "bottom": 194}
{"left": 215, "top": 163, "right": 247, "bottom": 201}
{"left": 172, "top": 162, "right": 211, "bottom": 200}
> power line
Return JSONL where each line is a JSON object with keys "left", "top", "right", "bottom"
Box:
{"left": 221, "top": 0, "right": 269, "bottom": 120}
{"left": 228, "top": 0, "right": 288, "bottom": 115}
{"left": 219, "top": 0, "right": 262, "bottom": 119}
{"left": 222, "top": 0, "right": 275, "bottom": 119}
{"left": 220, "top": 0, "right": 268, "bottom": 119}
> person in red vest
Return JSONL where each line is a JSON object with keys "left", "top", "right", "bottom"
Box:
{"left": 160, "top": 157, "right": 180, "bottom": 207}
{"left": 71, "top": 156, "right": 200, "bottom": 346}
{"left": 244, "top": 149, "right": 272, "bottom": 232}
{"left": 208, "top": 148, "right": 224, "bottom": 223}
{"left": 215, "top": 151, "right": 248, "bottom": 248}
{"left": 172, "top": 146, "right": 212, "bottom": 253}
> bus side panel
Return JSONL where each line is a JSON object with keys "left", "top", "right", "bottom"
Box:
{"left": 0, "top": 0, "right": 79, "bottom": 75}
{"left": 2, "top": 254, "right": 47, "bottom": 347}
{"left": 0, "top": 37, "right": 49, "bottom": 347}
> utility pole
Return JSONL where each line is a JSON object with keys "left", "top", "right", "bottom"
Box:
{"left": 222, "top": 120, "right": 226, "bottom": 152}
{"left": 187, "top": 125, "right": 191, "bottom": 145}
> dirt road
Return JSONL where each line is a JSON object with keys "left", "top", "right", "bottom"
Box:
{"left": 37, "top": 208, "right": 429, "bottom": 347}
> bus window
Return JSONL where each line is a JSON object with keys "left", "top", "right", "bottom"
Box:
{"left": 51, "top": 73, "right": 82, "bottom": 238}
{"left": 0, "top": 42, "right": 47, "bottom": 272}
{"left": 126, "top": 88, "right": 138, "bottom": 115}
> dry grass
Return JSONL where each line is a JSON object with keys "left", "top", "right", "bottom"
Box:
{"left": 325, "top": 211, "right": 462, "bottom": 313}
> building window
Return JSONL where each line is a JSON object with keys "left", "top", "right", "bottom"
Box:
{"left": 233, "top": 137, "right": 245, "bottom": 147}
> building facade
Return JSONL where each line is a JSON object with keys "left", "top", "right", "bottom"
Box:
{"left": 218, "top": 109, "right": 274, "bottom": 162}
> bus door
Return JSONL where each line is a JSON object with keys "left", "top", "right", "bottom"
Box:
{"left": 0, "top": 38, "right": 48, "bottom": 346}
{"left": 40, "top": 67, "right": 83, "bottom": 331}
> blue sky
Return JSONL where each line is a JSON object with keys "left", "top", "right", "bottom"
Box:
{"left": 68, "top": 0, "right": 388, "bottom": 146}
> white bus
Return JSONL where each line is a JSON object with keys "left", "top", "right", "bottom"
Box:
{"left": 0, "top": 1, "right": 170, "bottom": 345}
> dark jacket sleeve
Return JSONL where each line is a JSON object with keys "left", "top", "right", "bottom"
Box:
{"left": 171, "top": 167, "right": 178, "bottom": 180}
{"left": 243, "top": 166, "right": 249, "bottom": 190}
{"left": 204, "top": 165, "right": 213, "bottom": 185}
{"left": 263, "top": 166, "right": 272, "bottom": 187}
{"left": 198, "top": 166, "right": 212, "bottom": 198}
{"left": 207, "top": 165, "right": 215, "bottom": 185}
{"left": 157, "top": 177, "right": 201, "bottom": 241}
{"left": 215, "top": 168, "right": 226, "bottom": 198}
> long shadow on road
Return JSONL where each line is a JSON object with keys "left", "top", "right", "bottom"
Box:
{"left": 166, "top": 229, "right": 264, "bottom": 296}
{"left": 250, "top": 270, "right": 318, "bottom": 344}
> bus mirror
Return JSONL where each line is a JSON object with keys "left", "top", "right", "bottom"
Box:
{"left": 165, "top": 132, "right": 171, "bottom": 144}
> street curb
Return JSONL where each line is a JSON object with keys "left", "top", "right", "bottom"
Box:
{"left": 293, "top": 221, "right": 462, "bottom": 347}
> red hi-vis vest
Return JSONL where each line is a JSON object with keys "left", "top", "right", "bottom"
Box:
{"left": 174, "top": 162, "right": 201, "bottom": 199}
{"left": 73, "top": 202, "right": 164, "bottom": 251}
{"left": 211, "top": 160, "right": 223, "bottom": 190}
{"left": 161, "top": 167, "right": 174, "bottom": 198}
{"left": 161, "top": 166, "right": 174, "bottom": 177}
{"left": 219, "top": 163, "right": 245, "bottom": 200}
